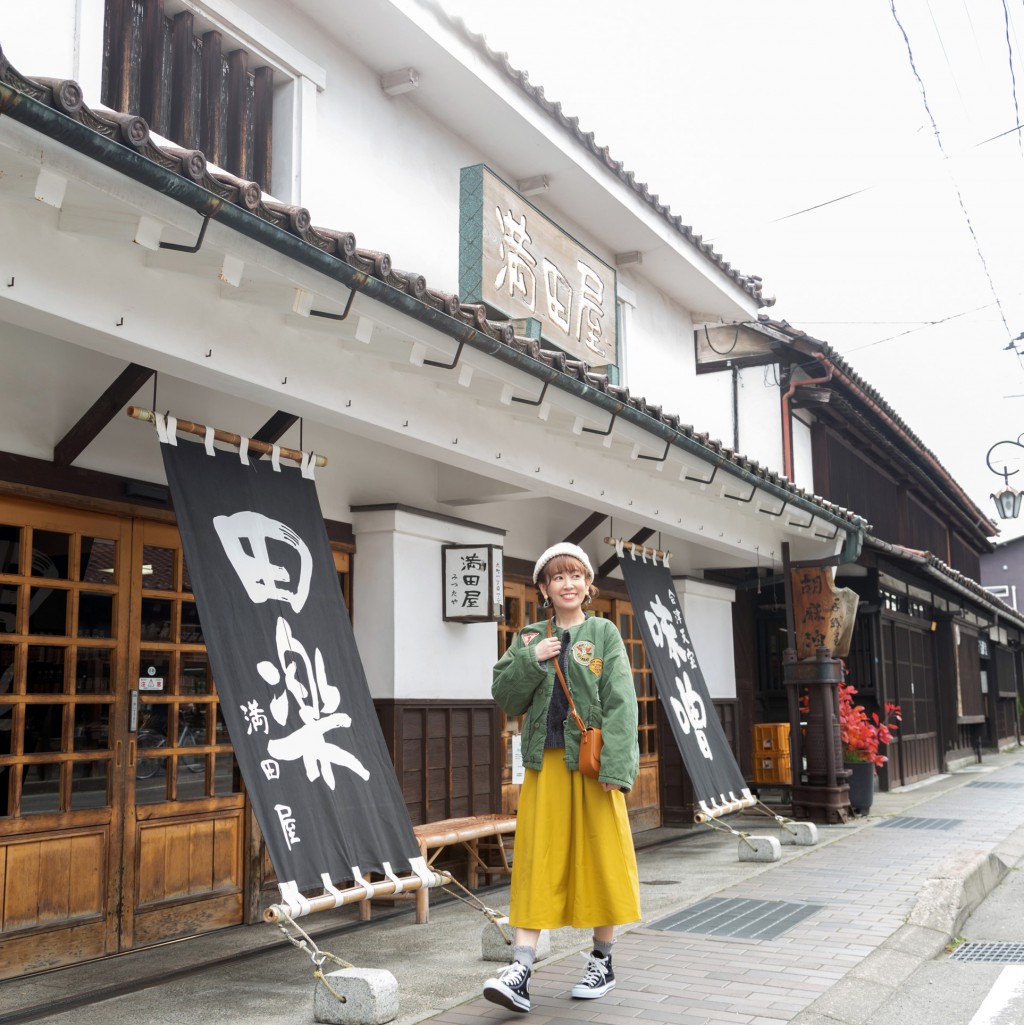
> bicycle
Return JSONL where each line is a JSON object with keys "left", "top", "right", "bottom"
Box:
{"left": 136, "top": 717, "right": 204, "bottom": 779}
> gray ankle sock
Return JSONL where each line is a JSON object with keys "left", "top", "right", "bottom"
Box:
{"left": 512, "top": 944, "right": 536, "bottom": 970}
{"left": 592, "top": 938, "right": 613, "bottom": 959}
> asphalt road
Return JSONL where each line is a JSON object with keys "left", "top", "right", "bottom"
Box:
{"left": 865, "top": 862, "right": 1024, "bottom": 1025}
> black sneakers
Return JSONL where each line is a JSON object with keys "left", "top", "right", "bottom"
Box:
{"left": 483, "top": 959, "right": 532, "bottom": 1013}
{"left": 571, "top": 951, "right": 615, "bottom": 999}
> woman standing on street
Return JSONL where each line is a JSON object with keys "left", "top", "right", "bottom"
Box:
{"left": 482, "top": 542, "right": 641, "bottom": 1013}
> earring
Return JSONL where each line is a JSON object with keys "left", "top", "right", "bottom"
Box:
{"left": 542, "top": 597, "right": 551, "bottom": 608}
{"left": 584, "top": 593, "right": 592, "bottom": 605}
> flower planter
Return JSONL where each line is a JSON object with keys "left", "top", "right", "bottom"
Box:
{"left": 844, "top": 760, "right": 875, "bottom": 814}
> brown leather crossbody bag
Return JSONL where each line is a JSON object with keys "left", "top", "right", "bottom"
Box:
{"left": 547, "top": 619, "right": 602, "bottom": 779}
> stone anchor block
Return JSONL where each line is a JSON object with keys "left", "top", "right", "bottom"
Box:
{"left": 738, "top": 835, "right": 781, "bottom": 862}
{"left": 482, "top": 917, "right": 551, "bottom": 962}
{"left": 779, "top": 821, "right": 819, "bottom": 846}
{"left": 314, "top": 967, "right": 399, "bottom": 1025}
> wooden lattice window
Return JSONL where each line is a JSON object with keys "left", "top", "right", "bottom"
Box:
{"left": 606, "top": 600, "right": 659, "bottom": 758}
{"left": 102, "top": 0, "right": 274, "bottom": 190}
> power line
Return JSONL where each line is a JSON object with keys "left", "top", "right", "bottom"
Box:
{"left": 705, "top": 120, "right": 1022, "bottom": 244}
{"left": 889, "top": 0, "right": 1015, "bottom": 345}
{"left": 999, "top": 0, "right": 1024, "bottom": 157}
{"left": 838, "top": 299, "right": 1002, "bottom": 352}
{"left": 770, "top": 187, "right": 874, "bottom": 224}
{"left": 925, "top": 0, "right": 969, "bottom": 113}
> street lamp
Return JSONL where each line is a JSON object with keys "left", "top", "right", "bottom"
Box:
{"left": 986, "top": 439, "right": 1024, "bottom": 520}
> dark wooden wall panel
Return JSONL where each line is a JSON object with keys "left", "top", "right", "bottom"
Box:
{"left": 826, "top": 433, "right": 899, "bottom": 540}
{"left": 101, "top": 0, "right": 274, "bottom": 190}
{"left": 949, "top": 533, "right": 981, "bottom": 581}
{"left": 375, "top": 700, "right": 502, "bottom": 826}
{"left": 907, "top": 494, "right": 949, "bottom": 562}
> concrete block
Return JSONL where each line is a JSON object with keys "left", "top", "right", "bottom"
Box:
{"left": 848, "top": 946, "right": 921, "bottom": 988}
{"left": 779, "top": 821, "right": 819, "bottom": 846}
{"left": 737, "top": 835, "right": 781, "bottom": 862}
{"left": 481, "top": 917, "right": 550, "bottom": 962}
{"left": 805, "top": 976, "right": 895, "bottom": 1025}
{"left": 313, "top": 967, "right": 398, "bottom": 1025}
{"left": 884, "top": 923, "right": 948, "bottom": 961}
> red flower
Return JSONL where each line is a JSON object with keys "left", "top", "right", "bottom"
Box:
{"left": 799, "top": 667, "right": 901, "bottom": 770}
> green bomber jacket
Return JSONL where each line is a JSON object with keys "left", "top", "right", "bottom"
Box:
{"left": 492, "top": 614, "right": 640, "bottom": 792}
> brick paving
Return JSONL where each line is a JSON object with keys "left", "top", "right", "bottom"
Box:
{"left": 430, "top": 757, "right": 1024, "bottom": 1025}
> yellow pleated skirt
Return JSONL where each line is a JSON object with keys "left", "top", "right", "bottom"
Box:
{"left": 509, "top": 748, "right": 641, "bottom": 930}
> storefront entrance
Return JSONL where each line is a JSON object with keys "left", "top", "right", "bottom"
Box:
{"left": 882, "top": 618, "right": 940, "bottom": 786}
{"left": 0, "top": 496, "right": 244, "bottom": 978}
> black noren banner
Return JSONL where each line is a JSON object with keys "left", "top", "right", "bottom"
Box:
{"left": 160, "top": 434, "right": 420, "bottom": 892}
{"left": 617, "top": 553, "right": 752, "bottom": 819}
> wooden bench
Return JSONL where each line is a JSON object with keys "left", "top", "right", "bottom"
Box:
{"left": 359, "top": 813, "right": 517, "bottom": 924}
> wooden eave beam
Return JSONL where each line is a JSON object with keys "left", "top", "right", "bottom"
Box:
{"left": 252, "top": 411, "right": 299, "bottom": 446}
{"left": 53, "top": 363, "right": 155, "bottom": 466}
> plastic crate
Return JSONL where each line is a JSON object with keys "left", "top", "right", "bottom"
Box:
{"left": 753, "top": 753, "right": 792, "bottom": 785}
{"left": 753, "top": 722, "right": 790, "bottom": 754}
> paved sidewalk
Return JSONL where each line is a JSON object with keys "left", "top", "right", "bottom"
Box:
{"left": 4, "top": 748, "right": 1024, "bottom": 1025}
{"left": 432, "top": 749, "right": 1024, "bottom": 1025}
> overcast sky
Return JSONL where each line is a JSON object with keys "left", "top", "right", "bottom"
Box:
{"left": 439, "top": 0, "right": 1024, "bottom": 545}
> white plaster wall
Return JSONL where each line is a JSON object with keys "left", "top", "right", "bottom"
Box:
{"left": 792, "top": 415, "right": 815, "bottom": 493}
{"left": 675, "top": 578, "right": 737, "bottom": 700}
{"left": 615, "top": 272, "right": 692, "bottom": 406}
{"left": 736, "top": 363, "right": 784, "bottom": 475}
{"left": 352, "top": 507, "right": 502, "bottom": 702}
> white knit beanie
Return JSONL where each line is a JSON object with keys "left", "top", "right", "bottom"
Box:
{"left": 532, "top": 542, "right": 594, "bottom": 584}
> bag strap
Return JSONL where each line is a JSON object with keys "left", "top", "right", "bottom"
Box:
{"left": 548, "top": 618, "right": 588, "bottom": 734}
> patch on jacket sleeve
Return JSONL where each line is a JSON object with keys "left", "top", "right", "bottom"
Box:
{"left": 572, "top": 641, "right": 595, "bottom": 666}
{"left": 520, "top": 631, "right": 539, "bottom": 646}
{"left": 588, "top": 658, "right": 603, "bottom": 677}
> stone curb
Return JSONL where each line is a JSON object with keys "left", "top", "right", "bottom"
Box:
{"left": 788, "top": 821, "right": 1024, "bottom": 1025}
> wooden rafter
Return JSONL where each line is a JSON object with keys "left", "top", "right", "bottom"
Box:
{"left": 252, "top": 411, "right": 299, "bottom": 446}
{"left": 53, "top": 363, "right": 154, "bottom": 466}
{"left": 563, "top": 511, "right": 607, "bottom": 546}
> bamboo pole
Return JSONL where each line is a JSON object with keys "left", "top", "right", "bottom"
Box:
{"left": 262, "top": 870, "right": 451, "bottom": 922}
{"left": 602, "top": 536, "right": 671, "bottom": 562}
{"left": 127, "top": 406, "right": 328, "bottom": 467}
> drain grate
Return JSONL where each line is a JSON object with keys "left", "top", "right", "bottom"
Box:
{"left": 951, "top": 943, "right": 1024, "bottom": 963}
{"left": 966, "top": 781, "right": 1024, "bottom": 789}
{"left": 648, "top": 897, "right": 822, "bottom": 940}
{"left": 877, "top": 816, "right": 963, "bottom": 831}
{"left": 640, "top": 880, "right": 681, "bottom": 886}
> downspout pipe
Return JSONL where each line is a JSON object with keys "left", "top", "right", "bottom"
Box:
{"left": 0, "top": 84, "right": 865, "bottom": 554}
{"left": 781, "top": 357, "right": 833, "bottom": 480}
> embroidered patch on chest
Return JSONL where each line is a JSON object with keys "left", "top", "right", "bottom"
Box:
{"left": 521, "top": 632, "right": 539, "bottom": 646}
{"left": 588, "top": 658, "right": 604, "bottom": 677}
{"left": 572, "top": 641, "right": 595, "bottom": 666}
